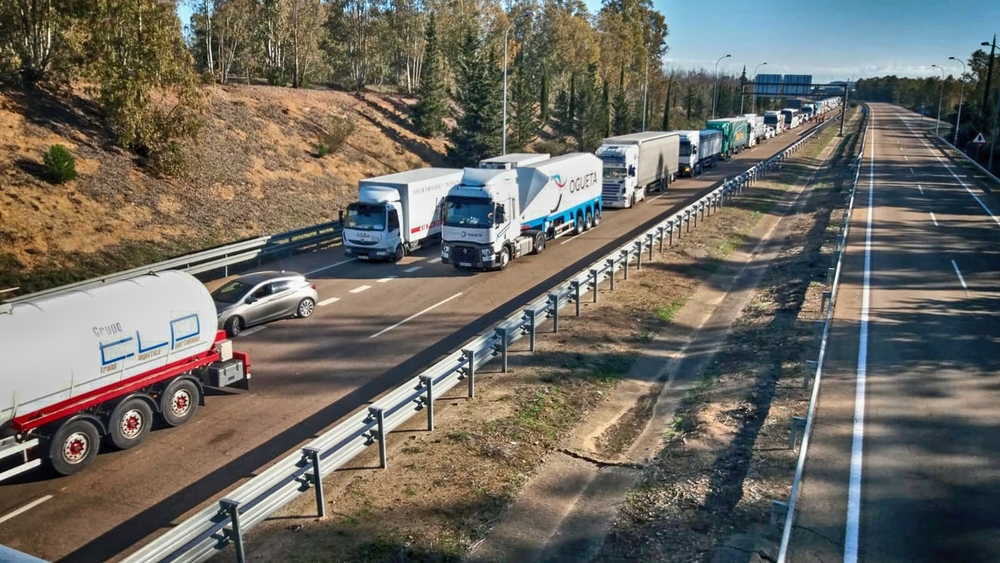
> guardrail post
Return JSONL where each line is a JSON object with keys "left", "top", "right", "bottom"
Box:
{"left": 700, "top": 202, "right": 706, "bottom": 222}
{"left": 692, "top": 207, "right": 698, "bottom": 228}
{"left": 462, "top": 349, "right": 476, "bottom": 398}
{"left": 606, "top": 259, "right": 616, "bottom": 291}
{"left": 634, "top": 242, "right": 643, "bottom": 270}
{"left": 622, "top": 249, "right": 630, "bottom": 279}
{"left": 571, "top": 282, "right": 581, "bottom": 316}
{"left": 526, "top": 309, "right": 537, "bottom": 351}
{"left": 368, "top": 407, "right": 388, "bottom": 468}
{"left": 646, "top": 234, "right": 654, "bottom": 260}
{"left": 658, "top": 227, "right": 665, "bottom": 252}
{"left": 303, "top": 447, "right": 326, "bottom": 518}
{"left": 789, "top": 416, "right": 806, "bottom": 450}
{"left": 770, "top": 500, "right": 789, "bottom": 529}
{"left": 669, "top": 222, "right": 675, "bottom": 246}
{"left": 494, "top": 327, "right": 509, "bottom": 373}
{"left": 803, "top": 359, "right": 818, "bottom": 388}
{"left": 548, "top": 293, "right": 561, "bottom": 332}
{"left": 820, "top": 290, "right": 832, "bottom": 313}
{"left": 419, "top": 375, "right": 434, "bottom": 431}
{"left": 827, "top": 267, "right": 835, "bottom": 286}
{"left": 220, "top": 498, "right": 247, "bottom": 563}
{"left": 686, "top": 211, "right": 691, "bottom": 233}
{"left": 590, "top": 269, "right": 599, "bottom": 302}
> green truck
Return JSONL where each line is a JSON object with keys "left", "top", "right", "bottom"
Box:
{"left": 705, "top": 117, "right": 750, "bottom": 160}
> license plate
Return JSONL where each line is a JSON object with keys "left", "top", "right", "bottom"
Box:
{"left": 459, "top": 262, "right": 472, "bottom": 267}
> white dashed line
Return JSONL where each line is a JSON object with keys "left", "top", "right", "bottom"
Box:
{"left": 240, "top": 326, "right": 267, "bottom": 337}
{"left": 910, "top": 168, "right": 915, "bottom": 175}
{"left": 0, "top": 495, "right": 52, "bottom": 524}
{"left": 377, "top": 276, "right": 397, "bottom": 283}
{"left": 306, "top": 258, "right": 355, "bottom": 275}
{"left": 952, "top": 259, "right": 969, "bottom": 294}
{"left": 918, "top": 185, "right": 924, "bottom": 193}
{"left": 370, "top": 292, "right": 464, "bottom": 338}
{"left": 318, "top": 296, "right": 340, "bottom": 307}
{"left": 349, "top": 285, "right": 371, "bottom": 294}
{"left": 930, "top": 212, "right": 939, "bottom": 226}
{"left": 404, "top": 266, "right": 422, "bottom": 273}
{"left": 428, "top": 257, "right": 442, "bottom": 264}
{"left": 904, "top": 155, "right": 909, "bottom": 161}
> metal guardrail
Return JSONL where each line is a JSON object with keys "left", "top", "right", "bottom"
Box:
{"left": 118, "top": 117, "right": 837, "bottom": 563}
{"left": 1, "top": 222, "right": 344, "bottom": 304}
{"left": 775, "top": 105, "right": 869, "bottom": 562}
{"left": 929, "top": 131, "right": 1000, "bottom": 188}
{"left": 0, "top": 544, "right": 51, "bottom": 562}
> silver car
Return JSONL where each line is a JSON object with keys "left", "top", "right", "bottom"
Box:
{"left": 211, "top": 271, "right": 319, "bottom": 337}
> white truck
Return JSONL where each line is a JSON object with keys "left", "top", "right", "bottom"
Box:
{"left": 677, "top": 129, "right": 724, "bottom": 177}
{"left": 595, "top": 131, "right": 680, "bottom": 208}
{"left": 0, "top": 271, "right": 251, "bottom": 481}
{"left": 440, "top": 153, "right": 603, "bottom": 271}
{"left": 479, "top": 153, "right": 550, "bottom": 170}
{"left": 342, "top": 168, "right": 463, "bottom": 262}
{"left": 764, "top": 110, "right": 784, "bottom": 135}
{"left": 742, "top": 113, "right": 766, "bottom": 146}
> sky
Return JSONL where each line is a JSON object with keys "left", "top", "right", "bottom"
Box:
{"left": 176, "top": 0, "right": 1000, "bottom": 81}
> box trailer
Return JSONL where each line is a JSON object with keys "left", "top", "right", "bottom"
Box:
{"left": 705, "top": 117, "right": 749, "bottom": 159}
{"left": 440, "top": 153, "right": 603, "bottom": 270}
{"left": 596, "top": 131, "right": 680, "bottom": 208}
{"left": 343, "top": 168, "right": 464, "bottom": 262}
{"left": 677, "top": 129, "right": 724, "bottom": 177}
{"left": 479, "top": 153, "right": 551, "bottom": 170}
{"left": 742, "top": 113, "right": 766, "bottom": 145}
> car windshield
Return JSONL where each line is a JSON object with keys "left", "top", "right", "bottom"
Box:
{"left": 345, "top": 203, "right": 385, "bottom": 231}
{"left": 603, "top": 166, "right": 626, "bottom": 180}
{"left": 443, "top": 196, "right": 493, "bottom": 227}
{"left": 212, "top": 279, "right": 251, "bottom": 304}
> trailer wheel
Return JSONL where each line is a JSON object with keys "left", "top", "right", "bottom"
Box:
{"left": 573, "top": 212, "right": 584, "bottom": 235}
{"left": 160, "top": 379, "right": 200, "bottom": 427}
{"left": 592, "top": 207, "right": 601, "bottom": 227}
{"left": 584, "top": 210, "right": 594, "bottom": 231}
{"left": 48, "top": 419, "right": 100, "bottom": 476}
{"left": 107, "top": 397, "right": 153, "bottom": 450}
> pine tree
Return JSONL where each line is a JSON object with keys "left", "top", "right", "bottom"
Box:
{"left": 412, "top": 14, "right": 446, "bottom": 137}
{"left": 540, "top": 66, "right": 550, "bottom": 124}
{"left": 612, "top": 65, "right": 630, "bottom": 135}
{"left": 662, "top": 74, "right": 674, "bottom": 131}
{"left": 602, "top": 80, "right": 611, "bottom": 138}
{"left": 479, "top": 43, "right": 503, "bottom": 157}
{"left": 554, "top": 88, "right": 571, "bottom": 137}
{"left": 574, "top": 62, "right": 605, "bottom": 151}
{"left": 446, "top": 27, "right": 502, "bottom": 165}
{"left": 508, "top": 51, "right": 539, "bottom": 152}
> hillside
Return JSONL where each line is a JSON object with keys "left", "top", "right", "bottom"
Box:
{"left": 0, "top": 84, "right": 452, "bottom": 293}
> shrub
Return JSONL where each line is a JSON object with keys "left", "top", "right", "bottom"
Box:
{"left": 317, "top": 115, "right": 355, "bottom": 157}
{"left": 43, "top": 144, "right": 77, "bottom": 183}
{"left": 532, "top": 139, "right": 570, "bottom": 156}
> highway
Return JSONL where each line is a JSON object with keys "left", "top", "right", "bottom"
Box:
{"left": 0, "top": 124, "right": 826, "bottom": 563}
{"left": 788, "top": 103, "right": 1000, "bottom": 562}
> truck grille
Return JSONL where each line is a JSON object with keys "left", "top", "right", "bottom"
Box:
{"left": 602, "top": 184, "right": 621, "bottom": 198}
{"left": 449, "top": 245, "right": 478, "bottom": 263}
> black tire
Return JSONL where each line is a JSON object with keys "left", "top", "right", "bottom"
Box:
{"left": 392, "top": 244, "right": 405, "bottom": 262}
{"left": 48, "top": 419, "right": 100, "bottom": 476}
{"left": 160, "top": 378, "right": 200, "bottom": 427}
{"left": 224, "top": 315, "right": 243, "bottom": 338}
{"left": 497, "top": 247, "right": 511, "bottom": 270}
{"left": 592, "top": 207, "right": 601, "bottom": 227}
{"left": 297, "top": 297, "right": 316, "bottom": 318}
{"left": 584, "top": 210, "right": 593, "bottom": 231}
{"left": 106, "top": 397, "right": 153, "bottom": 450}
{"left": 573, "top": 213, "right": 584, "bottom": 235}
{"left": 531, "top": 231, "right": 546, "bottom": 254}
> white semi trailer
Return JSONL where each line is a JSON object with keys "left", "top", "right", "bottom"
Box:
{"left": 677, "top": 129, "right": 724, "bottom": 177}
{"left": 742, "top": 113, "right": 767, "bottom": 145}
{"left": 342, "top": 168, "right": 463, "bottom": 262}
{"left": 595, "top": 131, "right": 680, "bottom": 208}
{"left": 0, "top": 271, "right": 251, "bottom": 481}
{"left": 479, "top": 153, "right": 550, "bottom": 170}
{"left": 440, "top": 153, "right": 603, "bottom": 271}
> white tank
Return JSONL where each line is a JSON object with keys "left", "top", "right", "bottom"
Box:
{"left": 0, "top": 271, "right": 219, "bottom": 427}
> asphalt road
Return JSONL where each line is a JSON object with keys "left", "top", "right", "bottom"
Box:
{"left": 788, "top": 103, "right": 1000, "bottom": 562}
{"left": 0, "top": 123, "right": 826, "bottom": 563}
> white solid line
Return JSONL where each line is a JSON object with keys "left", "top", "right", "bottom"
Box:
{"left": 898, "top": 117, "right": 1000, "bottom": 227}
{"left": 930, "top": 212, "right": 939, "bottom": 226}
{"left": 349, "top": 285, "right": 371, "bottom": 294}
{"left": 845, "top": 111, "right": 874, "bottom": 563}
{"left": 951, "top": 260, "right": 969, "bottom": 292}
{"left": 318, "top": 296, "right": 340, "bottom": 307}
{"left": 377, "top": 276, "right": 397, "bottom": 283}
{"left": 404, "top": 266, "right": 422, "bottom": 273}
{"left": 306, "top": 258, "right": 355, "bottom": 276}
{"left": 428, "top": 257, "right": 442, "bottom": 264}
{"left": 370, "top": 292, "right": 464, "bottom": 338}
{"left": 0, "top": 495, "right": 53, "bottom": 524}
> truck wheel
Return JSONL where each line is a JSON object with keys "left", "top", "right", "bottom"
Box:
{"left": 573, "top": 212, "right": 584, "bottom": 235}
{"left": 296, "top": 298, "right": 316, "bottom": 318}
{"left": 592, "top": 208, "right": 601, "bottom": 227}
{"left": 106, "top": 397, "right": 153, "bottom": 450}
{"left": 224, "top": 316, "right": 243, "bottom": 338}
{"left": 584, "top": 210, "right": 594, "bottom": 231}
{"left": 531, "top": 231, "right": 546, "bottom": 254}
{"left": 392, "top": 244, "right": 405, "bottom": 262}
{"left": 48, "top": 419, "right": 100, "bottom": 476}
{"left": 160, "top": 379, "right": 200, "bottom": 427}
{"left": 498, "top": 247, "right": 511, "bottom": 270}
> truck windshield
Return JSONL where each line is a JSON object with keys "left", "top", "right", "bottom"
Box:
{"left": 443, "top": 196, "right": 493, "bottom": 227}
{"left": 345, "top": 203, "right": 385, "bottom": 231}
{"left": 679, "top": 141, "right": 693, "bottom": 157}
{"left": 603, "top": 166, "right": 626, "bottom": 180}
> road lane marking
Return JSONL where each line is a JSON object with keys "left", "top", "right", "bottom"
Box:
{"left": 845, "top": 111, "right": 874, "bottom": 563}
{"left": 370, "top": 292, "right": 464, "bottom": 338}
{"left": 560, "top": 236, "right": 576, "bottom": 245}
{"left": 951, "top": 260, "right": 969, "bottom": 294}
{"left": 918, "top": 184, "right": 924, "bottom": 193}
{"left": 904, "top": 155, "right": 909, "bottom": 161}
{"left": 428, "top": 257, "right": 442, "bottom": 264}
{"left": 318, "top": 296, "right": 340, "bottom": 307}
{"left": 377, "top": 276, "right": 397, "bottom": 283}
{"left": 930, "top": 212, "right": 939, "bottom": 226}
{"left": 404, "top": 266, "right": 422, "bottom": 273}
{"left": 898, "top": 116, "right": 1000, "bottom": 227}
{"left": 0, "top": 495, "right": 53, "bottom": 524}
{"left": 240, "top": 326, "right": 267, "bottom": 337}
{"left": 349, "top": 285, "right": 371, "bottom": 294}
{"left": 306, "top": 258, "right": 355, "bottom": 276}
{"left": 910, "top": 168, "right": 915, "bottom": 174}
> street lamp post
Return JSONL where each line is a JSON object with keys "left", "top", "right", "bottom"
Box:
{"left": 949, "top": 56, "right": 966, "bottom": 145}
{"left": 753, "top": 61, "right": 767, "bottom": 113}
{"left": 931, "top": 64, "right": 944, "bottom": 136}
{"left": 502, "top": 10, "right": 534, "bottom": 156}
{"left": 711, "top": 53, "right": 731, "bottom": 119}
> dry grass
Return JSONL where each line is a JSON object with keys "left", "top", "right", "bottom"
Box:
{"left": 0, "top": 83, "right": 450, "bottom": 293}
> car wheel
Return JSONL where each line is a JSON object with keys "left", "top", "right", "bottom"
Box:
{"left": 297, "top": 297, "right": 316, "bottom": 318}
{"left": 224, "top": 315, "right": 243, "bottom": 338}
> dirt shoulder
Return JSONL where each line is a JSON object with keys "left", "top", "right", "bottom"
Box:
{"left": 206, "top": 111, "right": 861, "bottom": 563}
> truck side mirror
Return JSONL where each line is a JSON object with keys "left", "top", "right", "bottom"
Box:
{"left": 628, "top": 165, "right": 636, "bottom": 177}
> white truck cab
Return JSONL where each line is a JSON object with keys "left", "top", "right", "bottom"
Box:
{"left": 595, "top": 143, "right": 641, "bottom": 208}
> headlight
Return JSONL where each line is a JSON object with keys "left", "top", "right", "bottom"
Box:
{"left": 441, "top": 244, "right": 450, "bottom": 254}
{"left": 481, "top": 248, "right": 492, "bottom": 258}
